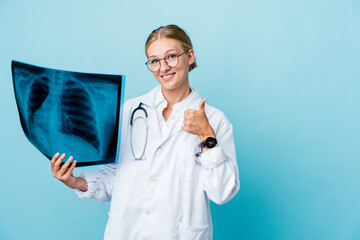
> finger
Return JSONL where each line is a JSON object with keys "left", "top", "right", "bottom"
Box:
{"left": 181, "top": 125, "right": 189, "bottom": 133}
{"left": 58, "top": 156, "right": 73, "bottom": 176}
{"left": 184, "top": 114, "right": 192, "bottom": 120}
{"left": 63, "top": 160, "right": 76, "bottom": 179}
{"left": 54, "top": 153, "right": 66, "bottom": 172}
{"left": 50, "top": 152, "right": 60, "bottom": 170}
{"left": 184, "top": 109, "right": 196, "bottom": 116}
{"left": 186, "top": 122, "right": 198, "bottom": 131}
{"left": 182, "top": 124, "right": 197, "bottom": 135}
{"left": 198, "top": 98, "right": 206, "bottom": 113}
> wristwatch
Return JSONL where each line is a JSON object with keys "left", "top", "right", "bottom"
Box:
{"left": 196, "top": 137, "right": 218, "bottom": 159}
{"left": 199, "top": 137, "right": 218, "bottom": 149}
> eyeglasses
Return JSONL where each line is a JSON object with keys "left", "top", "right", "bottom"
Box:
{"left": 145, "top": 51, "right": 188, "bottom": 72}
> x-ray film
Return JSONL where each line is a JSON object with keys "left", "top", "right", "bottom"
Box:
{"left": 11, "top": 60, "right": 125, "bottom": 167}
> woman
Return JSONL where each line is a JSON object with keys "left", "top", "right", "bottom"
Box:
{"left": 51, "top": 24, "right": 240, "bottom": 240}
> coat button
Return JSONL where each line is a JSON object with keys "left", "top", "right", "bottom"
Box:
{"left": 150, "top": 176, "right": 157, "bottom": 183}
{"left": 144, "top": 208, "right": 151, "bottom": 215}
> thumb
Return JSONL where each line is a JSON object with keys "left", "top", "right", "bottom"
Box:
{"left": 198, "top": 98, "right": 206, "bottom": 112}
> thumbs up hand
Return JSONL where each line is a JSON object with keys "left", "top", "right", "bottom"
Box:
{"left": 182, "top": 98, "right": 216, "bottom": 142}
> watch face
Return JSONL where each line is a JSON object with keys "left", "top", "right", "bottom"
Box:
{"left": 205, "top": 137, "right": 217, "bottom": 148}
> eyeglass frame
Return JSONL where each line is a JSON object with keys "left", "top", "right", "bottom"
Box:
{"left": 145, "top": 51, "right": 188, "bottom": 72}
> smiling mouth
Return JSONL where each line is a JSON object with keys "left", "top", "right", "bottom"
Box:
{"left": 161, "top": 73, "right": 176, "bottom": 81}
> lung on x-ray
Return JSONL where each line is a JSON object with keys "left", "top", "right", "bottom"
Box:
{"left": 11, "top": 60, "right": 125, "bottom": 167}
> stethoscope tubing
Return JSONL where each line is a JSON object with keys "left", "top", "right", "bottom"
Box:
{"left": 130, "top": 103, "right": 148, "bottom": 160}
{"left": 130, "top": 116, "right": 148, "bottom": 160}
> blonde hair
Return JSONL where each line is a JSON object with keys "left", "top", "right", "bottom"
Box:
{"left": 145, "top": 24, "right": 197, "bottom": 71}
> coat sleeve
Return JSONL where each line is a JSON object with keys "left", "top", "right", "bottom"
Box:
{"left": 198, "top": 112, "right": 240, "bottom": 205}
{"left": 75, "top": 163, "right": 118, "bottom": 202}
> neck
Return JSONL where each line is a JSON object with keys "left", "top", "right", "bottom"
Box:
{"left": 161, "top": 83, "right": 191, "bottom": 108}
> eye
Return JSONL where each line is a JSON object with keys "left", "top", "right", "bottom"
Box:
{"left": 150, "top": 59, "right": 159, "bottom": 64}
{"left": 167, "top": 54, "right": 177, "bottom": 60}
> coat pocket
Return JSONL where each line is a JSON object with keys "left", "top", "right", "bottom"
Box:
{"left": 176, "top": 222, "right": 209, "bottom": 240}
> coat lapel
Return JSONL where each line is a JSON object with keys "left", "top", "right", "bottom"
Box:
{"left": 137, "top": 86, "right": 162, "bottom": 139}
{"left": 146, "top": 107, "right": 162, "bottom": 139}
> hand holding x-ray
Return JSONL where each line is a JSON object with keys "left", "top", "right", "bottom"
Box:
{"left": 50, "top": 152, "right": 88, "bottom": 191}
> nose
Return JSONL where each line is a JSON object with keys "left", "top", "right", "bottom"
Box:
{"left": 159, "top": 59, "right": 171, "bottom": 72}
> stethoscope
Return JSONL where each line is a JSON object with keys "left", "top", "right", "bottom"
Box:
{"left": 130, "top": 103, "right": 148, "bottom": 160}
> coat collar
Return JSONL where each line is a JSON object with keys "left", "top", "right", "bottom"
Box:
{"left": 138, "top": 85, "right": 160, "bottom": 108}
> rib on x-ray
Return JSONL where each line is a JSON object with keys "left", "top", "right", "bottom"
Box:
{"left": 11, "top": 60, "right": 125, "bottom": 167}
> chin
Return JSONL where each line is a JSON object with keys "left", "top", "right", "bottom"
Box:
{"left": 160, "top": 80, "right": 184, "bottom": 91}
{"left": 160, "top": 83, "right": 177, "bottom": 91}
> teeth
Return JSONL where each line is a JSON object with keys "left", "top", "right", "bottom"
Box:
{"left": 163, "top": 74, "right": 173, "bottom": 77}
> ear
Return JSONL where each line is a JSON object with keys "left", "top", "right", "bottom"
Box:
{"left": 187, "top": 49, "right": 195, "bottom": 65}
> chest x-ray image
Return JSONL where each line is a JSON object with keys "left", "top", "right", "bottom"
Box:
{"left": 11, "top": 60, "right": 125, "bottom": 167}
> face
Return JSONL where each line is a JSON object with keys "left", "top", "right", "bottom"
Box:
{"left": 146, "top": 38, "right": 195, "bottom": 93}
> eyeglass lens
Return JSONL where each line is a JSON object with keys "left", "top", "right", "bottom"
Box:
{"left": 146, "top": 53, "right": 185, "bottom": 72}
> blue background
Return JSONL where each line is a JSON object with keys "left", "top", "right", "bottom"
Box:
{"left": 0, "top": 0, "right": 359, "bottom": 239}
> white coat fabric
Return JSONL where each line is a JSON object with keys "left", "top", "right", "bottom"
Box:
{"left": 76, "top": 85, "right": 240, "bottom": 240}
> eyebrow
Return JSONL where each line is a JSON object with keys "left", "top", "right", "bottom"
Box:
{"left": 148, "top": 49, "right": 177, "bottom": 59}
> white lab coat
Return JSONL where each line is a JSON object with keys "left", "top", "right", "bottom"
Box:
{"left": 76, "top": 86, "right": 240, "bottom": 240}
